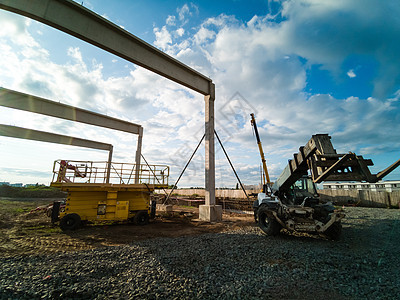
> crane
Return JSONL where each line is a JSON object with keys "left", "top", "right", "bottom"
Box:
{"left": 250, "top": 113, "right": 271, "bottom": 188}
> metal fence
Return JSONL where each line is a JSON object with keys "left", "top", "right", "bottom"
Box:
{"left": 319, "top": 189, "right": 400, "bottom": 208}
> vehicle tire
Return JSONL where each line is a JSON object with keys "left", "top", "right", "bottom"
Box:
{"left": 134, "top": 211, "right": 149, "bottom": 226}
{"left": 325, "top": 222, "right": 342, "bottom": 240}
{"left": 60, "top": 213, "right": 81, "bottom": 231}
{"left": 253, "top": 200, "right": 259, "bottom": 223}
{"left": 257, "top": 206, "right": 281, "bottom": 236}
{"left": 46, "top": 208, "right": 52, "bottom": 218}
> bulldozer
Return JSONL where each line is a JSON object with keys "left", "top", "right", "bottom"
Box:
{"left": 250, "top": 114, "right": 400, "bottom": 239}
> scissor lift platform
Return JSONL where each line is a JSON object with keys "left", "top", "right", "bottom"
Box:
{"left": 50, "top": 160, "right": 169, "bottom": 230}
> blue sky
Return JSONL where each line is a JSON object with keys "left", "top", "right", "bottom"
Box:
{"left": 1, "top": 0, "right": 400, "bottom": 186}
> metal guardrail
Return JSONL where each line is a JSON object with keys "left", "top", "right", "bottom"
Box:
{"left": 51, "top": 160, "right": 169, "bottom": 185}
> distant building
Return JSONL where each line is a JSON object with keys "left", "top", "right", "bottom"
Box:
{"left": 10, "top": 183, "right": 23, "bottom": 187}
{"left": 0, "top": 182, "right": 10, "bottom": 186}
{"left": 243, "top": 184, "right": 262, "bottom": 190}
{"left": 323, "top": 181, "right": 400, "bottom": 193}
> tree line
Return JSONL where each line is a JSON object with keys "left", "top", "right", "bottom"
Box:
{"left": 0, "top": 185, "right": 66, "bottom": 198}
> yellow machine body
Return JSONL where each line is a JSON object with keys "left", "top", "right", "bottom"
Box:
{"left": 54, "top": 184, "right": 154, "bottom": 222}
{"left": 50, "top": 160, "right": 169, "bottom": 228}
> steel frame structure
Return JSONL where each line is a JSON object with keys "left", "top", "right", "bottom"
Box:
{"left": 0, "top": 0, "right": 219, "bottom": 220}
{"left": 0, "top": 87, "right": 147, "bottom": 183}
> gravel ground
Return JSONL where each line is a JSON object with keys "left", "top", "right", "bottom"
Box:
{"left": 1, "top": 207, "right": 399, "bottom": 299}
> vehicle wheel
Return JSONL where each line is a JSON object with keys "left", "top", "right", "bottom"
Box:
{"left": 46, "top": 208, "right": 52, "bottom": 218}
{"left": 60, "top": 213, "right": 81, "bottom": 231}
{"left": 134, "top": 211, "right": 149, "bottom": 226}
{"left": 325, "top": 222, "right": 342, "bottom": 240}
{"left": 257, "top": 206, "right": 281, "bottom": 236}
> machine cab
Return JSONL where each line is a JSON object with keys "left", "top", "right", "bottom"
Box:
{"left": 288, "top": 176, "right": 319, "bottom": 206}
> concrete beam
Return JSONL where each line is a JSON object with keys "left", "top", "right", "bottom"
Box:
{"left": 0, "top": 124, "right": 113, "bottom": 151}
{"left": 0, "top": 0, "right": 212, "bottom": 95}
{"left": 0, "top": 88, "right": 142, "bottom": 135}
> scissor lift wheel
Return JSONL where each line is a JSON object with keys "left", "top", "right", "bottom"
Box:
{"left": 60, "top": 213, "right": 81, "bottom": 231}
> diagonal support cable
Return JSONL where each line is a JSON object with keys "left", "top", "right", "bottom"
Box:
{"left": 141, "top": 154, "right": 168, "bottom": 195}
{"left": 214, "top": 130, "right": 250, "bottom": 202}
{"left": 164, "top": 133, "right": 206, "bottom": 204}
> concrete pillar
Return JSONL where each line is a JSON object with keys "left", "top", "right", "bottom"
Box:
{"left": 200, "top": 83, "right": 222, "bottom": 222}
{"left": 106, "top": 146, "right": 113, "bottom": 184}
{"left": 135, "top": 127, "right": 143, "bottom": 184}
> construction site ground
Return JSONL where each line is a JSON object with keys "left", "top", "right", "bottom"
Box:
{"left": 0, "top": 198, "right": 254, "bottom": 257}
{"left": 1, "top": 197, "right": 399, "bottom": 299}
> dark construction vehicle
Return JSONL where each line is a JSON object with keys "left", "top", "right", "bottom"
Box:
{"left": 254, "top": 176, "right": 344, "bottom": 240}
{"left": 250, "top": 114, "right": 400, "bottom": 239}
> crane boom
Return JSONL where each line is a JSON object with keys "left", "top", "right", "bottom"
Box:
{"left": 250, "top": 113, "right": 270, "bottom": 184}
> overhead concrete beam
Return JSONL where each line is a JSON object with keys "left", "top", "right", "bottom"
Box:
{"left": 0, "top": 124, "right": 112, "bottom": 151}
{"left": 0, "top": 88, "right": 142, "bottom": 135}
{"left": 0, "top": 123, "right": 114, "bottom": 183}
{"left": 0, "top": 0, "right": 212, "bottom": 95}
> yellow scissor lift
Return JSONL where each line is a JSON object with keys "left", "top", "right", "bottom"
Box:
{"left": 50, "top": 160, "right": 169, "bottom": 231}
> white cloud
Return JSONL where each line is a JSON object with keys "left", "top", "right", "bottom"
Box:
{"left": 166, "top": 15, "right": 176, "bottom": 26}
{"left": 67, "top": 47, "right": 83, "bottom": 62}
{"left": 175, "top": 3, "right": 199, "bottom": 25}
{"left": 176, "top": 28, "right": 185, "bottom": 37}
{"left": 0, "top": 10, "right": 37, "bottom": 47}
{"left": 177, "top": 4, "right": 190, "bottom": 21}
{"left": 190, "top": 3, "right": 199, "bottom": 16}
{"left": 347, "top": 69, "right": 356, "bottom": 78}
{"left": 194, "top": 27, "right": 215, "bottom": 45}
{"left": 278, "top": 0, "right": 400, "bottom": 98}
{"left": 164, "top": 2, "right": 400, "bottom": 181}
{"left": 153, "top": 26, "right": 172, "bottom": 50}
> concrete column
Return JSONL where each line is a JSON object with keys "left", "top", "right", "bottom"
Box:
{"left": 135, "top": 127, "right": 143, "bottom": 184}
{"left": 200, "top": 83, "right": 222, "bottom": 222}
{"left": 205, "top": 91, "right": 215, "bottom": 206}
{"left": 106, "top": 145, "right": 113, "bottom": 184}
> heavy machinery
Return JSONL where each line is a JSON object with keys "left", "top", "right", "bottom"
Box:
{"left": 251, "top": 115, "right": 400, "bottom": 239}
{"left": 250, "top": 113, "right": 271, "bottom": 187}
{"left": 50, "top": 159, "right": 169, "bottom": 231}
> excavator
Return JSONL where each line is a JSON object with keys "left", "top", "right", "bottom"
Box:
{"left": 250, "top": 113, "right": 400, "bottom": 239}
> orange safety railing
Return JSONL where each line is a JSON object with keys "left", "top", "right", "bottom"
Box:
{"left": 52, "top": 160, "right": 169, "bottom": 185}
